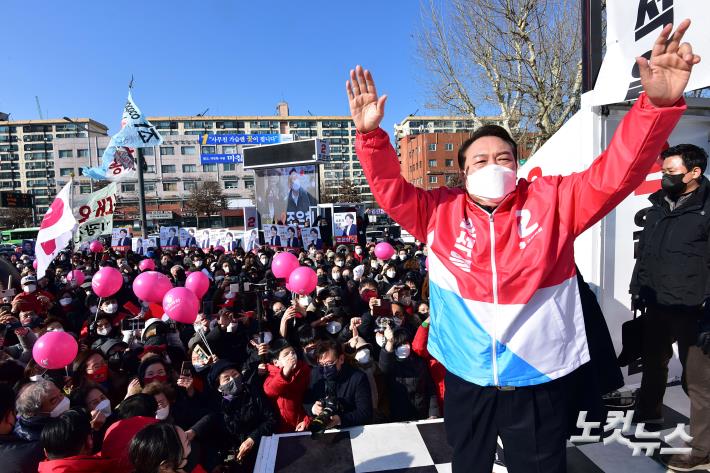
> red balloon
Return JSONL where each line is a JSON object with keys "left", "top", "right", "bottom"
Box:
{"left": 272, "top": 252, "right": 299, "bottom": 279}
{"left": 374, "top": 242, "right": 395, "bottom": 260}
{"left": 185, "top": 271, "right": 210, "bottom": 299}
{"left": 89, "top": 240, "right": 104, "bottom": 253}
{"left": 132, "top": 271, "right": 173, "bottom": 303}
{"left": 163, "top": 287, "right": 200, "bottom": 324}
{"left": 33, "top": 331, "right": 78, "bottom": 369}
{"left": 91, "top": 266, "right": 123, "bottom": 298}
{"left": 288, "top": 266, "right": 318, "bottom": 295}
{"left": 138, "top": 259, "right": 155, "bottom": 271}
{"left": 66, "top": 269, "right": 85, "bottom": 286}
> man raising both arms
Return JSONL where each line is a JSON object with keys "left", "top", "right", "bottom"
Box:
{"left": 347, "top": 20, "right": 700, "bottom": 473}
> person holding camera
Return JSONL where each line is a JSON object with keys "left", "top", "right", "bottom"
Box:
{"left": 304, "top": 339, "right": 372, "bottom": 432}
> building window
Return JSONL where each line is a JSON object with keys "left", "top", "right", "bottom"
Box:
{"left": 428, "top": 143, "right": 436, "bottom": 151}
{"left": 429, "top": 176, "right": 438, "bottom": 184}
{"left": 222, "top": 146, "right": 237, "bottom": 154}
{"left": 244, "top": 178, "right": 254, "bottom": 189}
{"left": 142, "top": 147, "right": 155, "bottom": 156}
{"left": 146, "top": 165, "right": 156, "bottom": 173}
{"left": 222, "top": 163, "right": 236, "bottom": 171}
{"left": 121, "top": 183, "right": 136, "bottom": 192}
{"left": 428, "top": 159, "right": 437, "bottom": 167}
{"left": 59, "top": 168, "right": 73, "bottom": 177}
{"left": 163, "top": 182, "right": 177, "bottom": 192}
{"left": 202, "top": 164, "right": 217, "bottom": 172}
{"left": 77, "top": 149, "right": 88, "bottom": 158}
{"left": 182, "top": 164, "right": 197, "bottom": 173}
{"left": 145, "top": 182, "right": 156, "bottom": 192}
{"left": 161, "top": 165, "right": 176, "bottom": 173}
{"left": 224, "top": 180, "right": 239, "bottom": 189}
{"left": 184, "top": 181, "right": 197, "bottom": 192}
{"left": 181, "top": 146, "right": 196, "bottom": 155}
{"left": 160, "top": 146, "right": 174, "bottom": 155}
{"left": 97, "top": 148, "right": 105, "bottom": 156}
{"left": 80, "top": 186, "right": 91, "bottom": 194}
{"left": 445, "top": 159, "right": 454, "bottom": 167}
{"left": 445, "top": 143, "right": 454, "bottom": 151}
{"left": 58, "top": 150, "right": 73, "bottom": 158}
{"left": 202, "top": 146, "right": 216, "bottom": 153}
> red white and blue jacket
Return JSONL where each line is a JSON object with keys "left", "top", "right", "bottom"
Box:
{"left": 355, "top": 94, "right": 686, "bottom": 387}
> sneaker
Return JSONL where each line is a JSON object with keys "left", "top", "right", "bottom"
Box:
{"left": 664, "top": 453, "right": 710, "bottom": 471}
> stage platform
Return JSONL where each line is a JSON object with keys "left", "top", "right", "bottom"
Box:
{"left": 254, "top": 385, "right": 707, "bottom": 473}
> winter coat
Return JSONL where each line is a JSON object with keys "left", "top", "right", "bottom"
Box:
{"left": 263, "top": 361, "right": 311, "bottom": 432}
{"left": 37, "top": 454, "right": 120, "bottom": 473}
{"left": 378, "top": 349, "right": 439, "bottom": 422}
{"left": 304, "top": 363, "right": 373, "bottom": 427}
{"left": 0, "top": 432, "right": 45, "bottom": 473}
{"left": 412, "top": 323, "right": 446, "bottom": 415}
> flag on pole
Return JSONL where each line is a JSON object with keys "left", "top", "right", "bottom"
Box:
{"left": 83, "top": 90, "right": 163, "bottom": 181}
{"left": 35, "top": 180, "right": 77, "bottom": 280}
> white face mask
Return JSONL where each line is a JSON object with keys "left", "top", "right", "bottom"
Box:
{"left": 260, "top": 257, "right": 269, "bottom": 265}
{"left": 104, "top": 304, "right": 118, "bottom": 314}
{"left": 335, "top": 261, "right": 344, "bottom": 268}
{"left": 371, "top": 261, "right": 379, "bottom": 269}
{"left": 97, "top": 327, "right": 109, "bottom": 336}
{"left": 355, "top": 248, "right": 363, "bottom": 255}
{"left": 194, "top": 260, "right": 203, "bottom": 267}
{"left": 375, "top": 332, "right": 386, "bottom": 347}
{"left": 155, "top": 405, "right": 170, "bottom": 420}
{"left": 298, "top": 296, "right": 311, "bottom": 308}
{"left": 386, "top": 270, "right": 396, "bottom": 279}
{"left": 332, "top": 273, "right": 341, "bottom": 281}
{"left": 47, "top": 327, "right": 64, "bottom": 332}
{"left": 466, "top": 164, "right": 517, "bottom": 203}
{"left": 262, "top": 331, "right": 273, "bottom": 344}
{"left": 50, "top": 396, "right": 71, "bottom": 418}
{"left": 395, "top": 344, "right": 411, "bottom": 360}
{"left": 355, "top": 348, "right": 371, "bottom": 365}
{"left": 23, "top": 285, "right": 36, "bottom": 293}
{"left": 96, "top": 399, "right": 112, "bottom": 417}
{"left": 59, "top": 298, "right": 73, "bottom": 306}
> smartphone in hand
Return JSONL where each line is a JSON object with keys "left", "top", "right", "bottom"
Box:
{"left": 180, "top": 361, "right": 192, "bottom": 379}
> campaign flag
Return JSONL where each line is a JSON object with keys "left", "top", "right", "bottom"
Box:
{"left": 83, "top": 90, "right": 163, "bottom": 181}
{"left": 35, "top": 181, "right": 78, "bottom": 279}
{"left": 72, "top": 182, "right": 117, "bottom": 247}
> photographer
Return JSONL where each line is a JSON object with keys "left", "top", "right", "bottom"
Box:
{"left": 304, "top": 339, "right": 372, "bottom": 430}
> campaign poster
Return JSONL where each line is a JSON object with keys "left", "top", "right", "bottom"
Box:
{"left": 301, "top": 227, "right": 323, "bottom": 250}
{"left": 333, "top": 211, "right": 358, "bottom": 244}
{"left": 198, "top": 228, "right": 212, "bottom": 249}
{"left": 21, "top": 239, "right": 35, "bottom": 257}
{"left": 72, "top": 182, "right": 117, "bottom": 247}
{"left": 221, "top": 230, "right": 240, "bottom": 252}
{"left": 282, "top": 225, "right": 301, "bottom": 249}
{"left": 243, "top": 228, "right": 261, "bottom": 252}
{"left": 111, "top": 227, "right": 133, "bottom": 249}
{"left": 160, "top": 226, "right": 180, "bottom": 249}
{"left": 209, "top": 229, "right": 226, "bottom": 248}
{"left": 243, "top": 206, "right": 259, "bottom": 231}
{"left": 132, "top": 237, "right": 146, "bottom": 255}
{"left": 254, "top": 165, "right": 318, "bottom": 226}
{"left": 180, "top": 227, "right": 198, "bottom": 248}
{"left": 263, "top": 224, "right": 287, "bottom": 247}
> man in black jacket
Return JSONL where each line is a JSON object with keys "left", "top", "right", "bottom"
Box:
{"left": 304, "top": 339, "right": 372, "bottom": 429}
{"left": 0, "top": 383, "right": 44, "bottom": 473}
{"left": 630, "top": 143, "right": 710, "bottom": 471}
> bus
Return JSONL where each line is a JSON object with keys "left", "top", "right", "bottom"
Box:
{"left": 0, "top": 227, "right": 39, "bottom": 245}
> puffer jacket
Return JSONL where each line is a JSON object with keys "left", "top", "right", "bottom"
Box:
{"left": 355, "top": 93, "right": 685, "bottom": 387}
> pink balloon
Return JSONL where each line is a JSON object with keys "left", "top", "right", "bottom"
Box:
{"left": 163, "top": 287, "right": 200, "bottom": 324}
{"left": 66, "top": 269, "right": 85, "bottom": 286}
{"left": 33, "top": 331, "right": 78, "bottom": 369}
{"left": 138, "top": 259, "right": 155, "bottom": 271}
{"left": 288, "top": 266, "right": 318, "bottom": 295}
{"left": 374, "top": 242, "right": 395, "bottom": 260}
{"left": 185, "top": 271, "right": 210, "bottom": 299}
{"left": 32, "top": 260, "right": 38, "bottom": 270}
{"left": 91, "top": 266, "right": 123, "bottom": 297}
{"left": 271, "top": 252, "right": 299, "bottom": 279}
{"left": 89, "top": 241, "right": 104, "bottom": 253}
{"left": 132, "top": 271, "right": 173, "bottom": 304}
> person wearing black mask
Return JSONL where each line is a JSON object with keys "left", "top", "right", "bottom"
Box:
{"left": 304, "top": 339, "right": 372, "bottom": 429}
{"left": 630, "top": 143, "right": 710, "bottom": 470}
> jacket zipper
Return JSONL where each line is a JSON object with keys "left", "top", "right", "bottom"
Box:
{"left": 488, "top": 212, "right": 500, "bottom": 386}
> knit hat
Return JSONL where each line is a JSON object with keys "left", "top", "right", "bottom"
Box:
{"left": 207, "top": 359, "right": 239, "bottom": 390}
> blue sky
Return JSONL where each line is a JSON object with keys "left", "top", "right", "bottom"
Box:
{"left": 1, "top": 0, "right": 439, "bottom": 134}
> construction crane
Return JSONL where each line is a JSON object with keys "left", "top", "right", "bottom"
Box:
{"left": 35, "top": 96, "right": 44, "bottom": 119}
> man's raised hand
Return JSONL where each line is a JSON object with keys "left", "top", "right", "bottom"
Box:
{"left": 639, "top": 19, "right": 701, "bottom": 107}
{"left": 346, "top": 65, "right": 387, "bottom": 133}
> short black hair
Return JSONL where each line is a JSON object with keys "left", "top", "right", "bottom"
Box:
{"left": 120, "top": 229, "right": 127, "bottom": 235}
{"left": 129, "top": 423, "right": 184, "bottom": 473}
{"left": 0, "top": 383, "right": 15, "bottom": 421}
{"left": 310, "top": 229, "right": 318, "bottom": 236}
{"left": 289, "top": 168, "right": 297, "bottom": 175}
{"left": 169, "top": 228, "right": 176, "bottom": 233}
{"left": 458, "top": 125, "right": 518, "bottom": 169}
{"left": 118, "top": 393, "right": 158, "bottom": 419}
{"left": 315, "top": 338, "right": 343, "bottom": 360}
{"left": 41, "top": 409, "right": 91, "bottom": 460}
{"left": 662, "top": 143, "right": 708, "bottom": 174}
{"left": 345, "top": 214, "right": 354, "bottom": 221}
{"left": 271, "top": 226, "right": 278, "bottom": 232}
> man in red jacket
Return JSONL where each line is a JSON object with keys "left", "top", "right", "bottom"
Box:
{"left": 38, "top": 410, "right": 119, "bottom": 473}
{"left": 346, "top": 19, "right": 700, "bottom": 473}
{"left": 263, "top": 339, "right": 311, "bottom": 433}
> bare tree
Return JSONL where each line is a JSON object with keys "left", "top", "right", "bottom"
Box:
{"left": 0, "top": 207, "right": 34, "bottom": 229}
{"left": 418, "top": 0, "right": 582, "bottom": 153}
{"left": 184, "top": 181, "right": 225, "bottom": 228}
